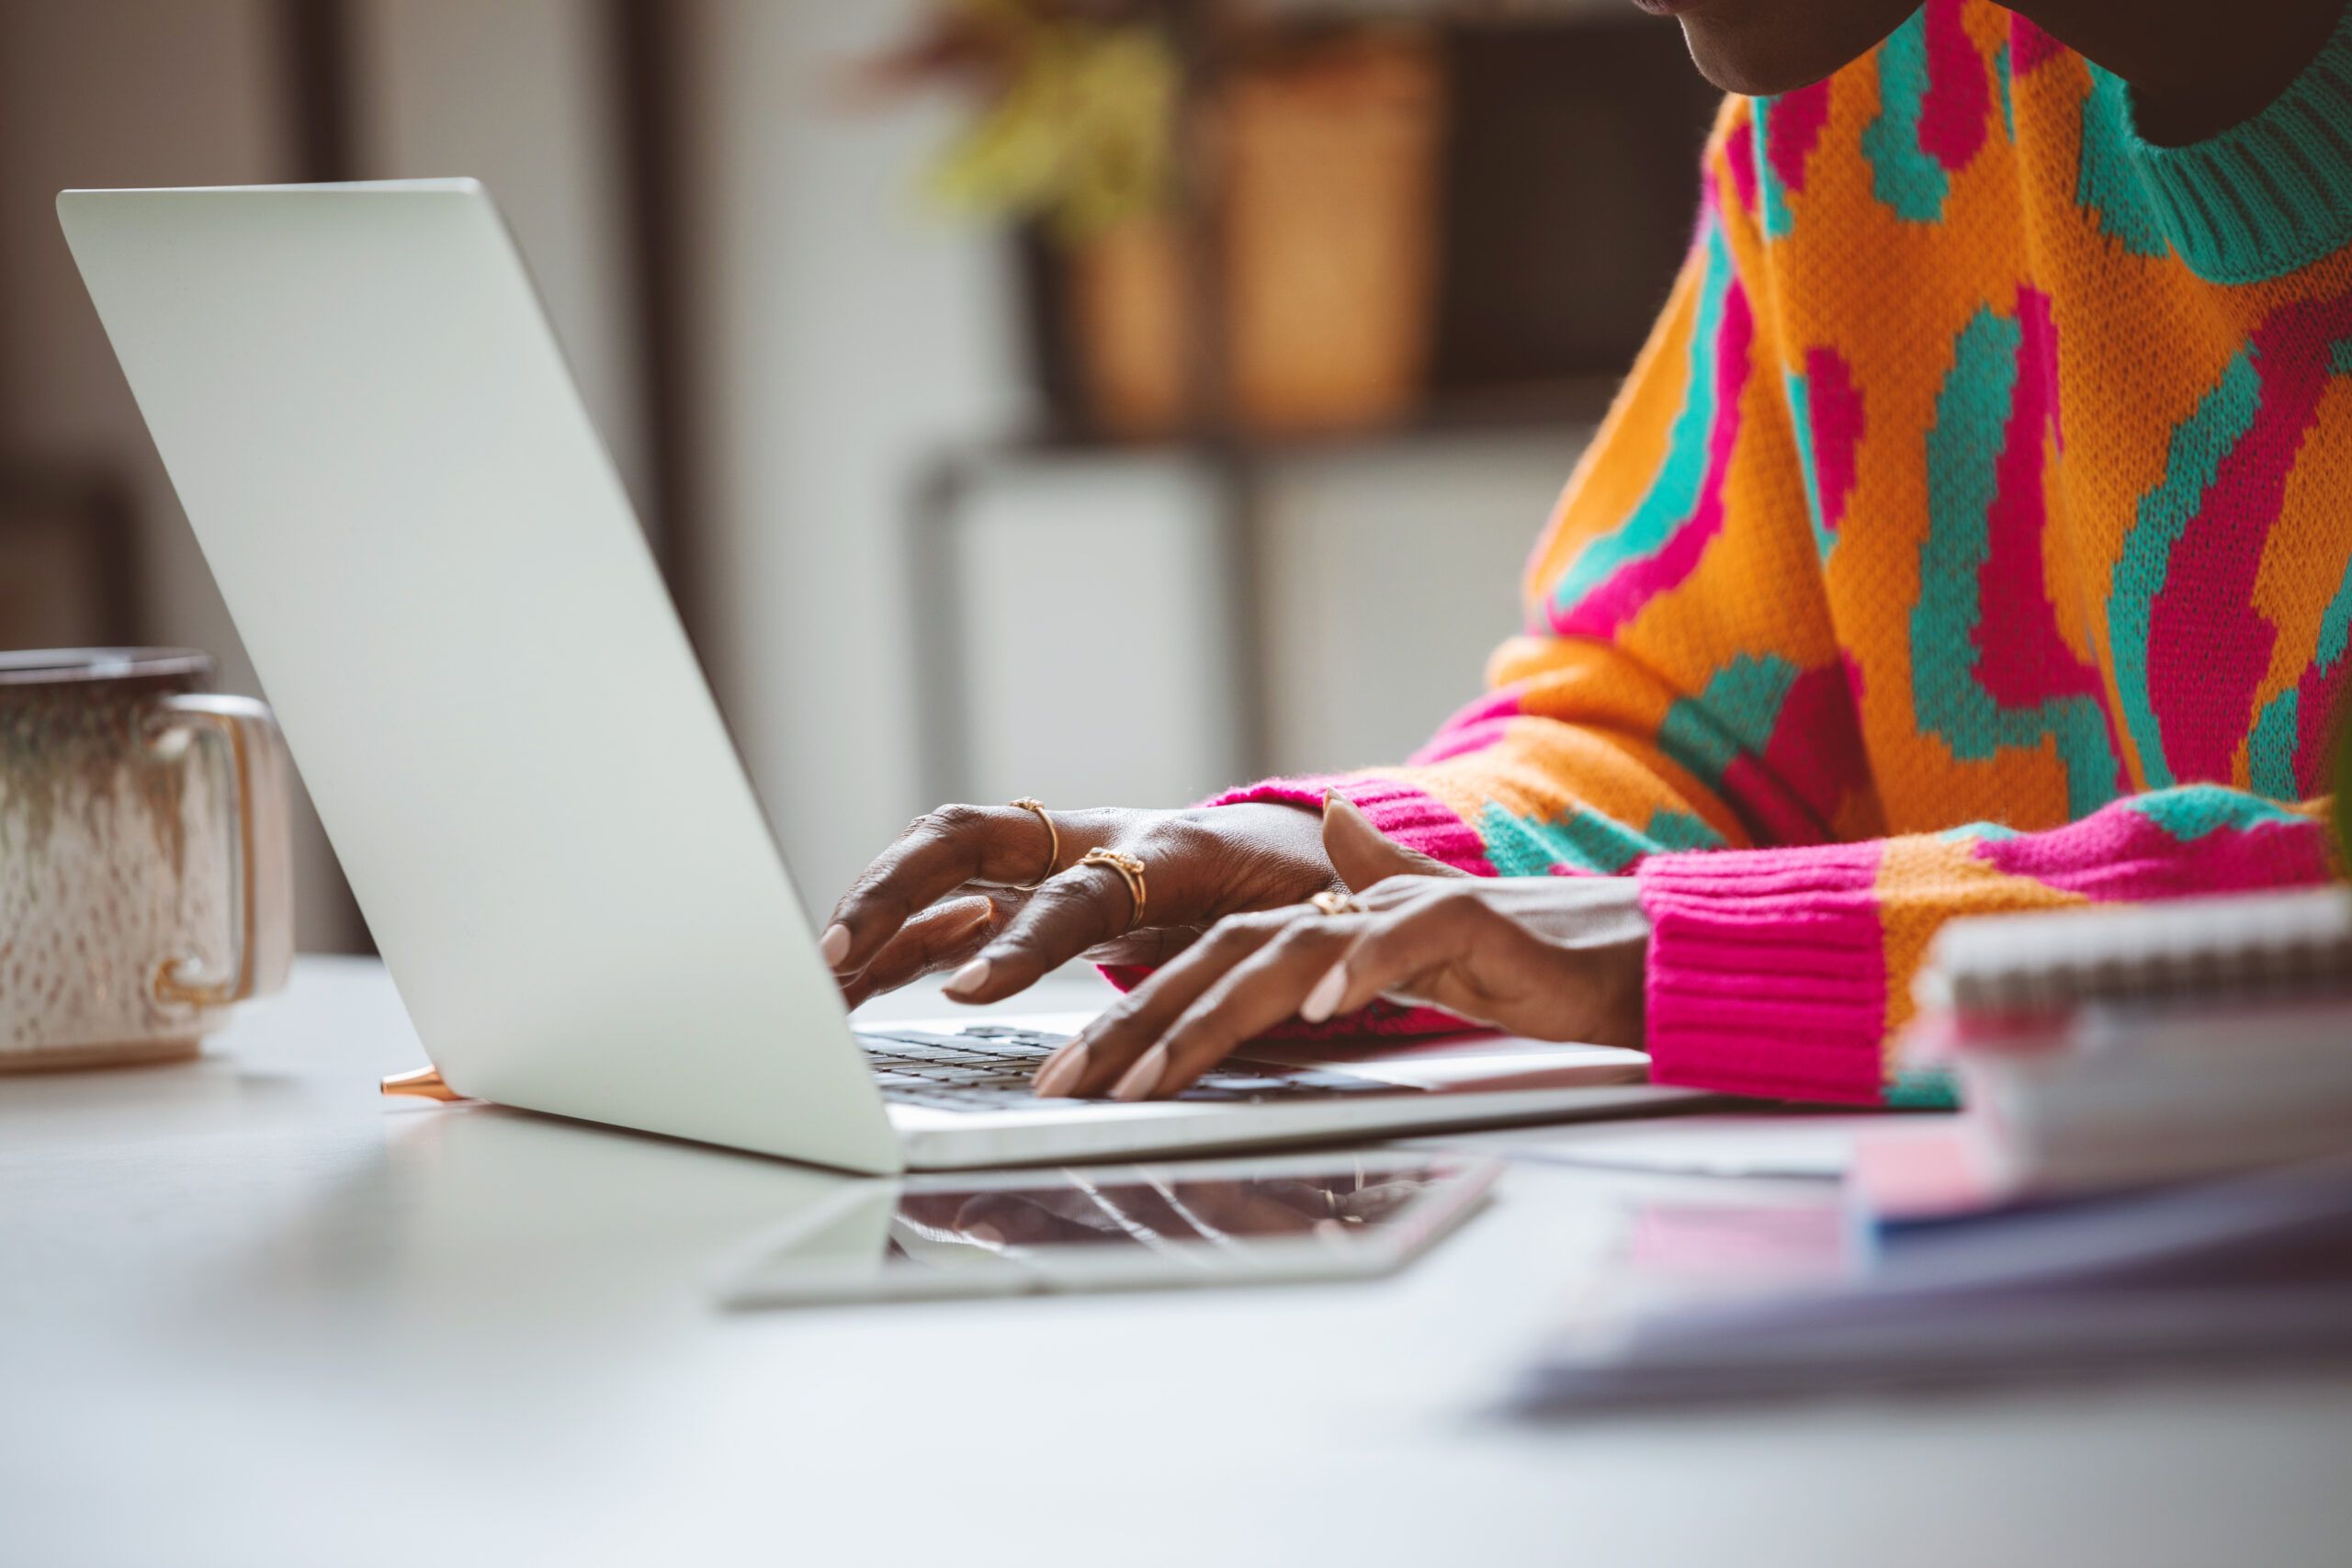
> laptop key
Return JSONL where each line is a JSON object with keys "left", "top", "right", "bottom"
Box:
{"left": 1281, "top": 1068, "right": 1402, "bottom": 1094}
{"left": 862, "top": 1043, "right": 965, "bottom": 1063}
{"left": 860, "top": 1028, "right": 1055, "bottom": 1054}
{"left": 957, "top": 1025, "right": 1071, "bottom": 1044}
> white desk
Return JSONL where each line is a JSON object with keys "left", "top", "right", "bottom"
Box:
{"left": 5, "top": 958, "right": 2348, "bottom": 1567}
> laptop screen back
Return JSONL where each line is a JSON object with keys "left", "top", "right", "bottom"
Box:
{"left": 60, "top": 181, "right": 899, "bottom": 1172}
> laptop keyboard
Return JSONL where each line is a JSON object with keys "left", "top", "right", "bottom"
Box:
{"left": 854, "top": 1023, "right": 1404, "bottom": 1111}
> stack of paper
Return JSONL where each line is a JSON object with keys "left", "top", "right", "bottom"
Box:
{"left": 1515, "top": 887, "right": 2352, "bottom": 1414}
{"left": 1515, "top": 1157, "right": 2352, "bottom": 1413}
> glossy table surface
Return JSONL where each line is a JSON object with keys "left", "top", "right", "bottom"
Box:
{"left": 6, "top": 957, "right": 2348, "bottom": 1567}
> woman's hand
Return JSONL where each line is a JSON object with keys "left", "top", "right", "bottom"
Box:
{"left": 1027, "top": 797, "right": 1649, "bottom": 1100}
{"left": 821, "top": 801, "right": 1340, "bottom": 1010}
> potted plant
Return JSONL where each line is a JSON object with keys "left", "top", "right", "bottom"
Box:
{"left": 858, "top": 0, "right": 1447, "bottom": 437}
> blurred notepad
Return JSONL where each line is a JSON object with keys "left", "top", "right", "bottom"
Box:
{"left": 1514, "top": 1157, "right": 2352, "bottom": 1414}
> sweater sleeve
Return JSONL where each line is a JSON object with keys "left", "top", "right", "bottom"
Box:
{"left": 1221, "top": 107, "right": 1872, "bottom": 897}
{"left": 1635, "top": 789, "right": 2342, "bottom": 1104}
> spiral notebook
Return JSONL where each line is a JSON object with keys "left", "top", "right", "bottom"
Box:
{"left": 1896, "top": 886, "right": 2352, "bottom": 1198}
{"left": 1916, "top": 885, "right": 2352, "bottom": 1021}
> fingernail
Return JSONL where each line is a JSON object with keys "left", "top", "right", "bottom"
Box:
{"left": 945, "top": 957, "right": 990, "bottom": 998}
{"left": 966, "top": 1221, "right": 1004, "bottom": 1247}
{"left": 1110, "top": 1042, "right": 1168, "bottom": 1101}
{"left": 1300, "top": 964, "right": 1348, "bottom": 1023}
{"left": 819, "top": 923, "right": 852, "bottom": 966}
{"left": 1032, "top": 1041, "right": 1090, "bottom": 1098}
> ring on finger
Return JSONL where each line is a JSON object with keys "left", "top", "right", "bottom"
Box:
{"left": 1309, "top": 890, "right": 1363, "bottom": 917}
{"left": 1007, "top": 797, "right": 1058, "bottom": 891}
{"left": 1080, "top": 847, "right": 1148, "bottom": 929}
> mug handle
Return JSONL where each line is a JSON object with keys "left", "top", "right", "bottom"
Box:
{"left": 146, "top": 694, "right": 297, "bottom": 1010}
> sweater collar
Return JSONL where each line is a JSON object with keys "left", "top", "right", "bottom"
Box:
{"left": 2101, "top": 2, "right": 2352, "bottom": 284}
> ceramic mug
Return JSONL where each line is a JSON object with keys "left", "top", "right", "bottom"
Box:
{"left": 0, "top": 649, "right": 293, "bottom": 1070}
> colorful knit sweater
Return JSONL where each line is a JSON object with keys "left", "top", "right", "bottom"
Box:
{"left": 1220, "top": 0, "right": 2352, "bottom": 1105}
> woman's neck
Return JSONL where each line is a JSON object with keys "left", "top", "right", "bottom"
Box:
{"left": 2014, "top": 0, "right": 2345, "bottom": 145}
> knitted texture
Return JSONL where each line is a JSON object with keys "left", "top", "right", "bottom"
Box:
{"left": 1217, "top": 0, "right": 2352, "bottom": 1105}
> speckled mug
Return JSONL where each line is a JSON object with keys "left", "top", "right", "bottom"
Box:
{"left": 0, "top": 649, "right": 293, "bottom": 1070}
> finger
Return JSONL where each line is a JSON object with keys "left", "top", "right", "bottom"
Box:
{"left": 1083, "top": 922, "right": 1210, "bottom": 967}
{"left": 839, "top": 896, "right": 998, "bottom": 1010}
{"left": 1129, "top": 916, "right": 1364, "bottom": 1099}
{"left": 1291, "top": 884, "right": 1457, "bottom": 1021}
{"left": 1322, "top": 793, "right": 1474, "bottom": 893}
{"left": 1322, "top": 889, "right": 1552, "bottom": 1030}
{"left": 944, "top": 858, "right": 1136, "bottom": 1005}
{"left": 1350, "top": 873, "right": 1476, "bottom": 912}
{"left": 824, "top": 805, "right": 1068, "bottom": 976}
{"left": 1035, "top": 910, "right": 1295, "bottom": 1097}
{"left": 1300, "top": 886, "right": 1506, "bottom": 1021}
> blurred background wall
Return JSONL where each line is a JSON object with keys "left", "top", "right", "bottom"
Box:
{"left": 0, "top": 0, "right": 1714, "bottom": 952}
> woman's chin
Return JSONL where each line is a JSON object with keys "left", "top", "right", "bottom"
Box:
{"left": 1668, "top": 0, "right": 1921, "bottom": 97}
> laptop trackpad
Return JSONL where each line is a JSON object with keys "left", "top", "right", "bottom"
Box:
{"left": 1233, "top": 1033, "right": 1651, "bottom": 1093}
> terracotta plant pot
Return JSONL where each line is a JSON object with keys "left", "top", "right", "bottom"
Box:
{"left": 1069, "top": 30, "right": 1446, "bottom": 437}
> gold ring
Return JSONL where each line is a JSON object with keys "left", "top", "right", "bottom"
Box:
{"left": 1008, "top": 797, "right": 1058, "bottom": 891}
{"left": 1080, "top": 847, "right": 1148, "bottom": 927}
{"left": 1309, "top": 890, "right": 1363, "bottom": 917}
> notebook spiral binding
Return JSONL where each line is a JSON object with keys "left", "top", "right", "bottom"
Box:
{"left": 1916, "top": 886, "right": 2352, "bottom": 1020}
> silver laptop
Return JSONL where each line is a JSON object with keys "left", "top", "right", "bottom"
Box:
{"left": 59, "top": 180, "right": 1696, "bottom": 1173}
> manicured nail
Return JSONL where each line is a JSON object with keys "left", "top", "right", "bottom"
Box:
{"left": 966, "top": 1221, "right": 1004, "bottom": 1247}
{"left": 945, "top": 957, "right": 990, "bottom": 998}
{"left": 819, "top": 923, "right": 852, "bottom": 966}
{"left": 1300, "top": 964, "right": 1348, "bottom": 1023}
{"left": 1032, "top": 1041, "right": 1090, "bottom": 1098}
{"left": 1110, "top": 1042, "right": 1168, "bottom": 1101}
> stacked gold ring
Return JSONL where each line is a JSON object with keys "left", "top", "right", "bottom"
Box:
{"left": 1310, "top": 890, "right": 1363, "bottom": 917}
{"left": 1007, "top": 797, "right": 1058, "bottom": 891}
{"left": 1080, "top": 847, "right": 1149, "bottom": 927}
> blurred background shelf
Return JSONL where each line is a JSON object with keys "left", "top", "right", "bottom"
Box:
{"left": 981, "top": 376, "right": 1625, "bottom": 457}
{"left": 907, "top": 372, "right": 1630, "bottom": 797}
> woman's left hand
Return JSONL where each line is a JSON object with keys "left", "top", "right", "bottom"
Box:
{"left": 1029, "top": 796, "right": 1650, "bottom": 1100}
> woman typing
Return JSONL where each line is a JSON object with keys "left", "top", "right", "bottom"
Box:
{"left": 823, "top": 0, "right": 2352, "bottom": 1105}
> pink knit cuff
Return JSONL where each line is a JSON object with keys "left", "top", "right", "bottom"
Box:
{"left": 1634, "top": 841, "right": 1890, "bottom": 1104}
{"left": 1205, "top": 773, "right": 1499, "bottom": 877}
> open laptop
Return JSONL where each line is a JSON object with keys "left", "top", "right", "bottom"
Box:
{"left": 59, "top": 180, "right": 1699, "bottom": 1174}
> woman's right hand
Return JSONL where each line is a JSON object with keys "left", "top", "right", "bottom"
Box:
{"left": 821, "top": 801, "right": 1344, "bottom": 1010}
